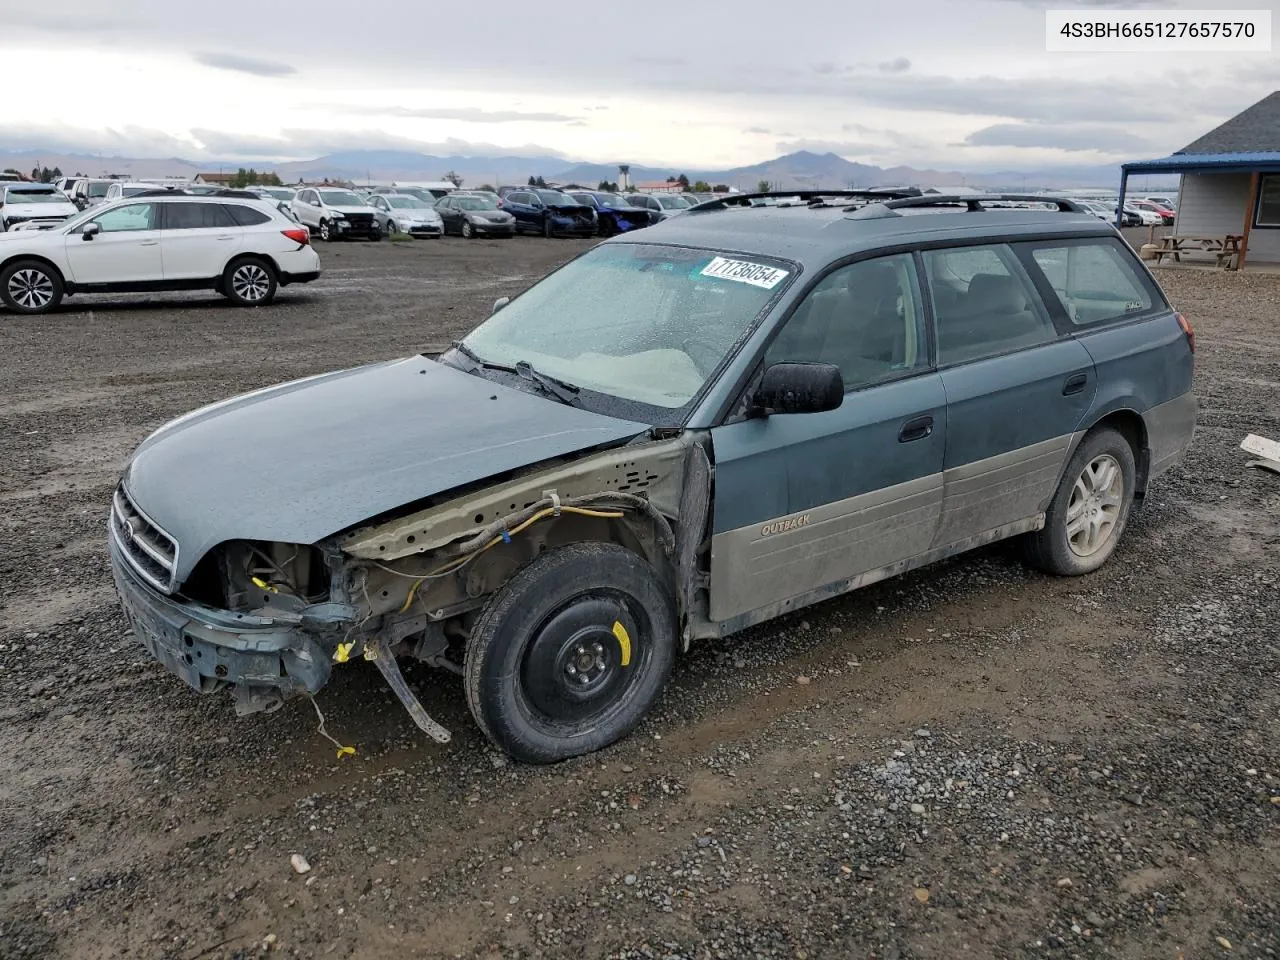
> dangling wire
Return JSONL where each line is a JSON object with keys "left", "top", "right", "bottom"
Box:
{"left": 308, "top": 694, "right": 356, "bottom": 759}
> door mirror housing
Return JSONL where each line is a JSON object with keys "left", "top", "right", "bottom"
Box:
{"left": 81, "top": 222, "right": 101, "bottom": 241}
{"left": 492, "top": 296, "right": 510, "bottom": 315}
{"left": 751, "top": 362, "right": 843, "bottom": 415}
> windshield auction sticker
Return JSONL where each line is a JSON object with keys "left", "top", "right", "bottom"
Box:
{"left": 700, "top": 257, "right": 790, "bottom": 289}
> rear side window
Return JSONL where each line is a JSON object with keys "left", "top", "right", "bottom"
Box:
{"left": 164, "top": 202, "right": 235, "bottom": 229}
{"left": 923, "top": 244, "right": 1056, "bottom": 366}
{"left": 1024, "top": 238, "right": 1154, "bottom": 326}
{"left": 223, "top": 204, "right": 272, "bottom": 226}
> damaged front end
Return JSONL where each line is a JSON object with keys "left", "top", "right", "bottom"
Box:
{"left": 108, "top": 432, "right": 712, "bottom": 744}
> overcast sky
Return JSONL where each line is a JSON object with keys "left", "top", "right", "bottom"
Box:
{"left": 0, "top": 0, "right": 1275, "bottom": 170}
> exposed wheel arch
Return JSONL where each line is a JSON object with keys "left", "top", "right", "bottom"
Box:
{"left": 0, "top": 253, "right": 66, "bottom": 288}
{"left": 1083, "top": 409, "right": 1150, "bottom": 496}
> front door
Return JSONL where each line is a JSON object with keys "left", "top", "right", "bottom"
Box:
{"left": 708, "top": 253, "right": 947, "bottom": 624}
{"left": 160, "top": 201, "right": 242, "bottom": 280}
{"left": 920, "top": 243, "right": 1097, "bottom": 548}
{"left": 63, "top": 202, "right": 163, "bottom": 284}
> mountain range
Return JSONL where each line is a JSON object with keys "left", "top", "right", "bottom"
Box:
{"left": 0, "top": 147, "right": 1175, "bottom": 191}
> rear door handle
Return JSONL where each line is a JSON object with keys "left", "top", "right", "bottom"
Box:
{"left": 899, "top": 415, "right": 934, "bottom": 443}
{"left": 1063, "top": 372, "right": 1089, "bottom": 395}
{"left": 140, "top": 240, "right": 159, "bottom": 246}
{"left": 216, "top": 235, "right": 235, "bottom": 240}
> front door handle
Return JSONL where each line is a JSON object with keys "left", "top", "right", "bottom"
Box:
{"left": 1063, "top": 372, "right": 1089, "bottom": 395}
{"left": 216, "top": 235, "right": 235, "bottom": 240}
{"left": 139, "top": 240, "right": 159, "bottom": 246}
{"left": 899, "top": 415, "right": 934, "bottom": 443}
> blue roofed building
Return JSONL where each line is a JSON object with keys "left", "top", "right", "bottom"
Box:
{"left": 1121, "top": 91, "right": 1280, "bottom": 269}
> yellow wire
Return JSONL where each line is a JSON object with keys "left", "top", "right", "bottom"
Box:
{"left": 396, "top": 505, "right": 624, "bottom": 612}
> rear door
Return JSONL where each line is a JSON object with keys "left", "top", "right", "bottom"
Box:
{"left": 160, "top": 201, "right": 242, "bottom": 280}
{"left": 63, "top": 202, "right": 163, "bottom": 283}
{"left": 503, "top": 192, "right": 537, "bottom": 231}
{"left": 709, "top": 253, "right": 947, "bottom": 624}
{"left": 921, "top": 243, "right": 1095, "bottom": 548}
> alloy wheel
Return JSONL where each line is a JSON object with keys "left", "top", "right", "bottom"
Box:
{"left": 1066, "top": 454, "right": 1124, "bottom": 557}
{"left": 231, "top": 263, "right": 270, "bottom": 302}
{"left": 7, "top": 268, "right": 54, "bottom": 310}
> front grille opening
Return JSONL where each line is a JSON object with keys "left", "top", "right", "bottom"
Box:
{"left": 183, "top": 541, "right": 328, "bottom": 611}
{"left": 112, "top": 485, "right": 177, "bottom": 593}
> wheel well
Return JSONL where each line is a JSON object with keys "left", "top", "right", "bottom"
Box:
{"left": 222, "top": 252, "right": 279, "bottom": 278}
{"left": 0, "top": 254, "right": 66, "bottom": 286}
{"left": 1087, "top": 409, "right": 1149, "bottom": 494}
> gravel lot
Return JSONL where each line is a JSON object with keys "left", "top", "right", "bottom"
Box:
{"left": 1, "top": 237, "right": 1277, "bottom": 960}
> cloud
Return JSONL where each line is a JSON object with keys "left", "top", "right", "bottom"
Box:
{"left": 193, "top": 51, "right": 296, "bottom": 77}
{"left": 878, "top": 57, "right": 911, "bottom": 73}
{"left": 634, "top": 56, "right": 685, "bottom": 66}
{"left": 990, "top": 0, "right": 1169, "bottom": 6}
{"left": 0, "top": 122, "right": 197, "bottom": 158}
{"left": 745, "top": 126, "right": 772, "bottom": 135}
{"left": 321, "top": 104, "right": 581, "bottom": 123}
{"left": 188, "top": 128, "right": 569, "bottom": 160}
{"left": 963, "top": 122, "right": 1154, "bottom": 153}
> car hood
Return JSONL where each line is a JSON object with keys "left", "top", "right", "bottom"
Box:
{"left": 394, "top": 209, "right": 440, "bottom": 220}
{"left": 329, "top": 204, "right": 377, "bottom": 215}
{"left": 4, "top": 201, "right": 77, "bottom": 219}
{"left": 468, "top": 210, "right": 513, "bottom": 221}
{"left": 123, "top": 358, "right": 647, "bottom": 581}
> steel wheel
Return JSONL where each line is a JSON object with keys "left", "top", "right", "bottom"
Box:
{"left": 231, "top": 263, "right": 271, "bottom": 303}
{"left": 8, "top": 268, "right": 55, "bottom": 310}
{"left": 1066, "top": 454, "right": 1124, "bottom": 557}
{"left": 462, "top": 221, "right": 474, "bottom": 238}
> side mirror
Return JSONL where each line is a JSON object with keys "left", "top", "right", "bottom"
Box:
{"left": 81, "top": 222, "right": 101, "bottom": 241}
{"left": 492, "top": 296, "right": 510, "bottom": 315}
{"left": 751, "top": 362, "right": 843, "bottom": 415}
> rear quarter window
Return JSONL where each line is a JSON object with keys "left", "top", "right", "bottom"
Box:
{"left": 223, "top": 204, "right": 272, "bottom": 226}
{"left": 1021, "top": 238, "right": 1158, "bottom": 326}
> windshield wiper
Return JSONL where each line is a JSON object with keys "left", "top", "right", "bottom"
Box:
{"left": 449, "top": 342, "right": 580, "bottom": 406}
{"left": 515, "top": 360, "right": 581, "bottom": 406}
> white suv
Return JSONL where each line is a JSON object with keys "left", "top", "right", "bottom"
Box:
{"left": 290, "top": 187, "right": 381, "bottom": 241}
{"left": 0, "top": 192, "right": 321, "bottom": 315}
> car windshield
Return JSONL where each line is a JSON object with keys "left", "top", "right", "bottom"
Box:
{"left": 6, "top": 190, "right": 66, "bottom": 203}
{"left": 534, "top": 190, "right": 575, "bottom": 205}
{"left": 388, "top": 196, "right": 429, "bottom": 208}
{"left": 601, "top": 194, "right": 628, "bottom": 206}
{"left": 657, "top": 195, "right": 691, "bottom": 209}
{"left": 261, "top": 188, "right": 293, "bottom": 200}
{"left": 461, "top": 243, "right": 794, "bottom": 411}
{"left": 320, "top": 190, "right": 364, "bottom": 205}
{"left": 87, "top": 182, "right": 111, "bottom": 197}
{"left": 457, "top": 197, "right": 498, "bottom": 210}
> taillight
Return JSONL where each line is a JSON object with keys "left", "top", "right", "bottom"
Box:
{"left": 282, "top": 227, "right": 310, "bottom": 245}
{"left": 1176, "top": 312, "right": 1195, "bottom": 353}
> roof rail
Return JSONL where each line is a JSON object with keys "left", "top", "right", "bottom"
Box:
{"left": 687, "top": 188, "right": 920, "bottom": 212}
{"left": 849, "top": 193, "right": 1090, "bottom": 218}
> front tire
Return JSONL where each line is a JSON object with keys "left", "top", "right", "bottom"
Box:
{"left": 222, "top": 257, "right": 278, "bottom": 307}
{"left": 318, "top": 219, "right": 335, "bottom": 242}
{"left": 465, "top": 543, "right": 676, "bottom": 763}
{"left": 461, "top": 221, "right": 474, "bottom": 239}
{"left": 1024, "top": 427, "right": 1135, "bottom": 576}
{"left": 542, "top": 215, "right": 554, "bottom": 239}
{"left": 1, "top": 259, "right": 64, "bottom": 315}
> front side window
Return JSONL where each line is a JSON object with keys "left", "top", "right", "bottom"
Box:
{"left": 1256, "top": 174, "right": 1280, "bottom": 228}
{"left": 766, "top": 253, "right": 927, "bottom": 390}
{"left": 923, "top": 244, "right": 1056, "bottom": 366}
{"left": 91, "top": 203, "right": 156, "bottom": 233}
{"left": 164, "top": 202, "right": 234, "bottom": 230}
{"left": 88, "top": 182, "right": 110, "bottom": 198}
{"left": 1025, "top": 238, "right": 1155, "bottom": 326}
{"left": 462, "top": 244, "right": 794, "bottom": 411}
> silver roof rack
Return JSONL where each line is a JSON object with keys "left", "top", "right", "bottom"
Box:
{"left": 849, "top": 193, "right": 1091, "bottom": 218}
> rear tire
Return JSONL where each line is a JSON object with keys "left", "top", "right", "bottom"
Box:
{"left": 222, "top": 257, "right": 278, "bottom": 307}
{"left": 1023, "top": 427, "right": 1135, "bottom": 576}
{"left": 464, "top": 543, "right": 676, "bottom": 764}
{"left": 1, "top": 259, "right": 64, "bottom": 315}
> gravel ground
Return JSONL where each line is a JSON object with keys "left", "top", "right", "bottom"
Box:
{"left": 0, "top": 237, "right": 1277, "bottom": 960}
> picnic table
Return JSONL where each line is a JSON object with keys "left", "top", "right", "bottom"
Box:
{"left": 1151, "top": 234, "right": 1243, "bottom": 269}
